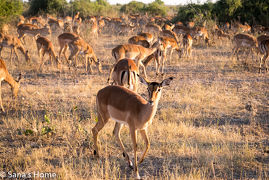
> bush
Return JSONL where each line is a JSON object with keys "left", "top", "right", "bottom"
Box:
{"left": 0, "top": 0, "right": 23, "bottom": 26}
{"left": 70, "top": 0, "right": 113, "bottom": 17}
{"left": 120, "top": 1, "right": 145, "bottom": 14}
{"left": 145, "top": 0, "right": 167, "bottom": 16}
{"left": 27, "top": 0, "right": 67, "bottom": 16}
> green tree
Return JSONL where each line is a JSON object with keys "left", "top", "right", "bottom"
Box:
{"left": 28, "top": 0, "right": 67, "bottom": 16}
{"left": 145, "top": 0, "right": 167, "bottom": 16}
{"left": 120, "top": 1, "right": 145, "bottom": 14}
{"left": 0, "top": 0, "right": 23, "bottom": 26}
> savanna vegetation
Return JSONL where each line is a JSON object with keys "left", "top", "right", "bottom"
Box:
{"left": 0, "top": 0, "right": 268, "bottom": 179}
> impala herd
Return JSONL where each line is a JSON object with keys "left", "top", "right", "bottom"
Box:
{"left": 0, "top": 13, "right": 269, "bottom": 179}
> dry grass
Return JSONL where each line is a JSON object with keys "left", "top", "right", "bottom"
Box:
{"left": 0, "top": 26, "right": 268, "bottom": 180}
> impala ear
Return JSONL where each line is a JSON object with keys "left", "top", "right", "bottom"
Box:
{"left": 138, "top": 74, "right": 148, "bottom": 85}
{"left": 161, "top": 77, "right": 174, "bottom": 87}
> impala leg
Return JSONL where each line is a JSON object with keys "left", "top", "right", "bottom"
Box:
{"left": 155, "top": 50, "right": 161, "bottom": 76}
{"left": 0, "top": 84, "right": 5, "bottom": 112}
{"left": 140, "top": 60, "right": 147, "bottom": 79}
{"left": 63, "top": 44, "right": 69, "bottom": 64}
{"left": 92, "top": 112, "right": 107, "bottom": 157}
{"left": 13, "top": 48, "right": 19, "bottom": 61}
{"left": 169, "top": 49, "right": 173, "bottom": 62}
{"left": 87, "top": 57, "right": 93, "bottom": 74}
{"left": 138, "top": 129, "right": 149, "bottom": 164}
{"left": 161, "top": 52, "right": 167, "bottom": 75}
{"left": 38, "top": 49, "right": 46, "bottom": 71}
{"left": 0, "top": 45, "right": 3, "bottom": 58}
{"left": 260, "top": 53, "right": 268, "bottom": 73}
{"left": 130, "top": 128, "right": 140, "bottom": 179}
{"left": 113, "top": 122, "right": 133, "bottom": 168}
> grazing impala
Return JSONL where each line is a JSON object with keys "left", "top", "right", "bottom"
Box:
{"left": 112, "top": 41, "right": 161, "bottom": 79}
{"left": 232, "top": 33, "right": 258, "bottom": 60}
{"left": 58, "top": 32, "right": 79, "bottom": 63}
{"left": 128, "top": 35, "right": 150, "bottom": 48}
{"left": 258, "top": 38, "right": 269, "bottom": 73}
{"left": 108, "top": 59, "right": 139, "bottom": 91}
{"left": 0, "top": 58, "right": 21, "bottom": 112}
{"left": 17, "top": 24, "right": 51, "bottom": 44}
{"left": 142, "top": 49, "right": 162, "bottom": 75}
{"left": 36, "top": 36, "right": 60, "bottom": 70}
{"left": 92, "top": 76, "right": 174, "bottom": 179}
{"left": 0, "top": 33, "right": 31, "bottom": 62}
{"left": 162, "top": 29, "right": 180, "bottom": 44}
{"left": 68, "top": 37, "right": 102, "bottom": 73}
{"left": 182, "top": 33, "right": 193, "bottom": 57}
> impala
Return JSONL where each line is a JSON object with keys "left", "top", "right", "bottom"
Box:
{"left": 215, "top": 29, "right": 230, "bottom": 40}
{"left": 92, "top": 76, "right": 174, "bottom": 179}
{"left": 0, "top": 33, "right": 31, "bottom": 62}
{"left": 161, "top": 29, "right": 179, "bottom": 43}
{"left": 0, "top": 58, "right": 21, "bottom": 112}
{"left": 196, "top": 26, "right": 210, "bottom": 46}
{"left": 17, "top": 24, "right": 51, "bottom": 44}
{"left": 108, "top": 58, "right": 139, "bottom": 91}
{"left": 36, "top": 36, "right": 60, "bottom": 70}
{"left": 182, "top": 33, "right": 193, "bottom": 57}
{"left": 111, "top": 41, "right": 161, "bottom": 79}
{"left": 258, "top": 38, "right": 269, "bottom": 73}
{"left": 68, "top": 37, "right": 102, "bottom": 73}
{"left": 128, "top": 35, "right": 150, "bottom": 48}
{"left": 58, "top": 32, "right": 79, "bottom": 63}
{"left": 159, "top": 36, "right": 181, "bottom": 62}
{"left": 144, "top": 23, "right": 162, "bottom": 35}
{"left": 29, "top": 16, "right": 45, "bottom": 27}
{"left": 142, "top": 49, "right": 162, "bottom": 75}
{"left": 232, "top": 33, "right": 258, "bottom": 61}
{"left": 137, "top": 32, "right": 154, "bottom": 44}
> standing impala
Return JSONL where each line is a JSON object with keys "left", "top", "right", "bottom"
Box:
{"left": 0, "top": 33, "right": 31, "bottom": 62}
{"left": 0, "top": 58, "right": 21, "bottom": 112}
{"left": 68, "top": 37, "right": 102, "bottom": 73}
{"left": 36, "top": 36, "right": 60, "bottom": 70}
{"left": 92, "top": 76, "right": 174, "bottom": 179}
{"left": 258, "top": 38, "right": 269, "bottom": 73}
{"left": 111, "top": 41, "right": 161, "bottom": 79}
{"left": 108, "top": 58, "right": 139, "bottom": 91}
{"left": 182, "top": 33, "right": 193, "bottom": 57}
{"left": 58, "top": 32, "right": 79, "bottom": 63}
{"left": 231, "top": 33, "right": 258, "bottom": 61}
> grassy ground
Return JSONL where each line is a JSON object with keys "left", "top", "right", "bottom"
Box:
{"left": 0, "top": 26, "right": 268, "bottom": 179}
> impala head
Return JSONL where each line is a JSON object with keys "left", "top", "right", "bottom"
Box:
{"left": 139, "top": 76, "right": 174, "bottom": 105}
{"left": 12, "top": 73, "right": 22, "bottom": 98}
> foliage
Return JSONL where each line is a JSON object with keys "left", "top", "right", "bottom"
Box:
{"left": 120, "top": 1, "right": 145, "bottom": 14}
{"left": 27, "top": 0, "right": 67, "bottom": 16}
{"left": 174, "top": 0, "right": 269, "bottom": 26}
{"left": 120, "top": 0, "right": 167, "bottom": 16}
{"left": 70, "top": 0, "right": 113, "bottom": 17}
{"left": 0, "top": 0, "right": 23, "bottom": 26}
{"left": 145, "top": 0, "right": 167, "bottom": 16}
{"left": 174, "top": 3, "right": 214, "bottom": 25}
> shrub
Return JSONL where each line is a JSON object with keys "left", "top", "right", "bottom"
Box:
{"left": 0, "top": 0, "right": 23, "bottom": 26}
